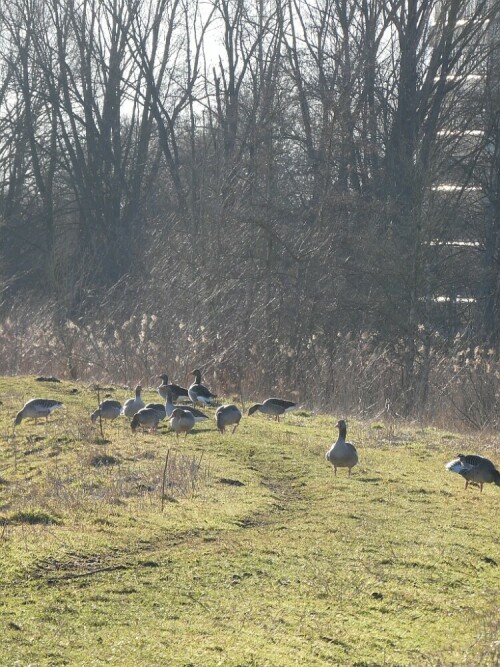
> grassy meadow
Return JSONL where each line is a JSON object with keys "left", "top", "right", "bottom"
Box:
{"left": 0, "top": 376, "right": 499, "bottom": 666}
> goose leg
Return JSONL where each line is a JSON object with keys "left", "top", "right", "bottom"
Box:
{"left": 334, "top": 466, "right": 337, "bottom": 476}
{"left": 480, "top": 483, "right": 483, "bottom": 493}
{"left": 464, "top": 479, "right": 468, "bottom": 490}
{"left": 348, "top": 467, "right": 351, "bottom": 477}
{"left": 232, "top": 423, "right": 238, "bottom": 434}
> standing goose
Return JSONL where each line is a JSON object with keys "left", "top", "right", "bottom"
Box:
{"left": 164, "top": 388, "right": 208, "bottom": 422}
{"left": 247, "top": 398, "right": 296, "bottom": 422}
{"left": 325, "top": 419, "right": 359, "bottom": 477}
{"left": 90, "top": 399, "right": 122, "bottom": 423}
{"left": 188, "top": 369, "right": 217, "bottom": 406}
{"left": 14, "top": 398, "right": 64, "bottom": 427}
{"left": 445, "top": 454, "right": 500, "bottom": 492}
{"left": 130, "top": 407, "right": 161, "bottom": 433}
{"left": 157, "top": 374, "right": 189, "bottom": 402}
{"left": 122, "top": 385, "right": 145, "bottom": 418}
{"left": 169, "top": 407, "right": 196, "bottom": 439}
{"left": 215, "top": 404, "right": 242, "bottom": 434}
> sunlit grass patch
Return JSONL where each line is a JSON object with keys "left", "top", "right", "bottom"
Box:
{"left": 0, "top": 375, "right": 499, "bottom": 666}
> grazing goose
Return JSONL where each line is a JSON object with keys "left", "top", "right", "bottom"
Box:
{"left": 164, "top": 388, "right": 208, "bottom": 422}
{"left": 130, "top": 407, "right": 161, "bottom": 433}
{"left": 188, "top": 369, "right": 217, "bottom": 406}
{"left": 14, "top": 398, "right": 64, "bottom": 427}
{"left": 216, "top": 404, "right": 242, "bottom": 434}
{"left": 122, "top": 385, "right": 145, "bottom": 418}
{"left": 247, "top": 398, "right": 296, "bottom": 422}
{"left": 90, "top": 399, "right": 122, "bottom": 423}
{"left": 169, "top": 407, "right": 196, "bottom": 439}
{"left": 445, "top": 454, "right": 500, "bottom": 492}
{"left": 157, "top": 374, "right": 189, "bottom": 402}
{"left": 144, "top": 403, "right": 167, "bottom": 420}
{"left": 325, "top": 419, "right": 358, "bottom": 477}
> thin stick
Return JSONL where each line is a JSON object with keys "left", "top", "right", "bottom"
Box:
{"left": 13, "top": 437, "right": 17, "bottom": 472}
{"left": 238, "top": 375, "right": 245, "bottom": 414}
{"left": 192, "top": 451, "right": 204, "bottom": 493}
{"left": 97, "top": 386, "right": 104, "bottom": 438}
{"left": 161, "top": 448, "right": 171, "bottom": 512}
{"left": 0, "top": 519, "right": 7, "bottom": 543}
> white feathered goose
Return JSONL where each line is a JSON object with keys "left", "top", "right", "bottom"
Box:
{"left": 130, "top": 407, "right": 161, "bottom": 433}
{"left": 247, "top": 398, "right": 296, "bottom": 422}
{"left": 157, "top": 374, "right": 189, "bottom": 402}
{"left": 14, "top": 398, "right": 64, "bottom": 427}
{"left": 90, "top": 399, "right": 122, "bottom": 423}
{"left": 122, "top": 385, "right": 145, "bottom": 418}
{"left": 169, "top": 407, "right": 196, "bottom": 438}
{"left": 325, "top": 419, "right": 359, "bottom": 477}
{"left": 216, "top": 404, "right": 242, "bottom": 434}
{"left": 188, "top": 369, "right": 217, "bottom": 406}
{"left": 164, "top": 388, "right": 208, "bottom": 422}
{"left": 445, "top": 454, "right": 500, "bottom": 492}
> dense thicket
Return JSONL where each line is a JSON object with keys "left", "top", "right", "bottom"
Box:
{"left": 0, "top": 0, "right": 499, "bottom": 421}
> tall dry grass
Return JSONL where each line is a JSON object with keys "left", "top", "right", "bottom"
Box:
{"left": 2, "top": 303, "right": 500, "bottom": 431}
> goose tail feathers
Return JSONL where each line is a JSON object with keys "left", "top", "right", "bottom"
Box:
{"left": 445, "top": 458, "right": 465, "bottom": 474}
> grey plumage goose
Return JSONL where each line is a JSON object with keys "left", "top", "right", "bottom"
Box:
{"left": 122, "top": 385, "right": 145, "bottom": 418}
{"left": 188, "top": 369, "right": 217, "bottom": 406}
{"left": 144, "top": 403, "right": 167, "bottom": 420}
{"left": 247, "top": 398, "right": 296, "bottom": 422}
{"left": 130, "top": 407, "right": 161, "bottom": 433}
{"left": 14, "top": 398, "right": 64, "bottom": 427}
{"left": 164, "top": 388, "right": 208, "bottom": 422}
{"left": 325, "top": 419, "right": 359, "bottom": 477}
{"left": 90, "top": 399, "right": 122, "bottom": 423}
{"left": 169, "top": 407, "right": 196, "bottom": 438}
{"left": 215, "top": 404, "right": 242, "bottom": 434}
{"left": 445, "top": 454, "right": 500, "bottom": 492}
{"left": 157, "top": 374, "right": 189, "bottom": 402}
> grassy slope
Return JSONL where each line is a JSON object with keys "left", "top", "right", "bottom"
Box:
{"left": 0, "top": 376, "right": 499, "bottom": 667}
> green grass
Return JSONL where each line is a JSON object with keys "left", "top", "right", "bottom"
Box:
{"left": 0, "top": 376, "right": 499, "bottom": 666}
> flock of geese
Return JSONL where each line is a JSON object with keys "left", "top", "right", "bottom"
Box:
{"left": 11, "top": 369, "right": 500, "bottom": 492}
{"left": 13, "top": 370, "right": 296, "bottom": 438}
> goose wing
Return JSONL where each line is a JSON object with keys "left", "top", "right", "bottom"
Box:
{"left": 176, "top": 404, "right": 208, "bottom": 419}
{"left": 28, "top": 398, "right": 63, "bottom": 411}
{"left": 461, "top": 454, "right": 494, "bottom": 469}
{"left": 158, "top": 383, "right": 189, "bottom": 400}
{"left": 265, "top": 398, "right": 296, "bottom": 410}
{"left": 190, "top": 383, "right": 216, "bottom": 399}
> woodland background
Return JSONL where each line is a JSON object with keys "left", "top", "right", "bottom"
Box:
{"left": 1, "top": 0, "right": 500, "bottom": 426}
